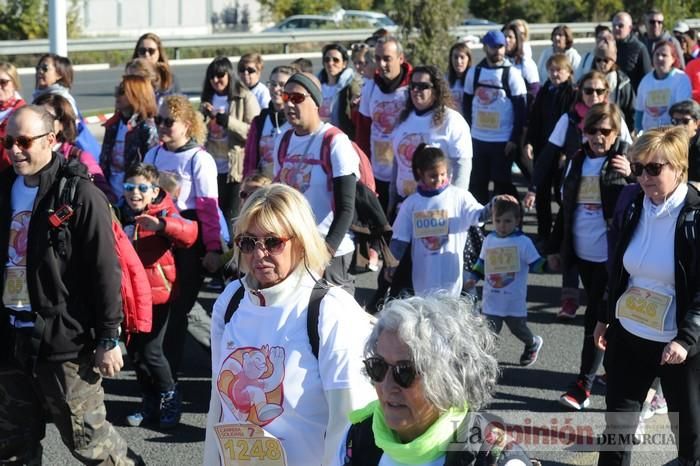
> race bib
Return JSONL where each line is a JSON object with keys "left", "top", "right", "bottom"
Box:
{"left": 373, "top": 139, "right": 394, "bottom": 165}
{"left": 646, "top": 89, "right": 671, "bottom": 107}
{"left": 616, "top": 286, "right": 672, "bottom": 332}
{"left": 413, "top": 210, "right": 449, "bottom": 239}
{"left": 214, "top": 423, "right": 287, "bottom": 466}
{"left": 3, "top": 267, "right": 29, "bottom": 309}
{"left": 485, "top": 246, "right": 520, "bottom": 275}
{"left": 476, "top": 111, "right": 500, "bottom": 130}
{"left": 577, "top": 176, "right": 601, "bottom": 204}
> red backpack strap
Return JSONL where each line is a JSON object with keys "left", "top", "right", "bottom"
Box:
{"left": 275, "top": 129, "right": 295, "bottom": 182}
{"left": 319, "top": 126, "right": 343, "bottom": 192}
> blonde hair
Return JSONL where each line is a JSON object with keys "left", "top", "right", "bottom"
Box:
{"left": 161, "top": 94, "right": 206, "bottom": 145}
{"left": 0, "top": 62, "right": 20, "bottom": 91}
{"left": 629, "top": 126, "right": 689, "bottom": 183}
{"left": 512, "top": 19, "right": 529, "bottom": 41}
{"left": 234, "top": 184, "right": 331, "bottom": 275}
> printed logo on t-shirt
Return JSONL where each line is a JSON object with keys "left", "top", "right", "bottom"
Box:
{"left": 485, "top": 246, "right": 519, "bottom": 289}
{"left": 319, "top": 95, "right": 333, "bottom": 121}
{"left": 413, "top": 210, "right": 449, "bottom": 251}
{"left": 278, "top": 155, "right": 314, "bottom": 193}
{"left": 645, "top": 89, "right": 671, "bottom": 118}
{"left": 208, "top": 115, "right": 228, "bottom": 142}
{"left": 396, "top": 133, "right": 425, "bottom": 168}
{"left": 258, "top": 135, "right": 276, "bottom": 178}
{"left": 475, "top": 79, "right": 502, "bottom": 105}
{"left": 218, "top": 345, "right": 286, "bottom": 427}
{"left": 577, "top": 176, "right": 602, "bottom": 205}
{"left": 3, "top": 211, "right": 31, "bottom": 309}
{"left": 371, "top": 100, "right": 403, "bottom": 135}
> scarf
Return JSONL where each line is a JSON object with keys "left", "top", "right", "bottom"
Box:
{"left": 574, "top": 102, "right": 589, "bottom": 131}
{"left": 348, "top": 400, "right": 468, "bottom": 465}
{"left": 417, "top": 180, "right": 450, "bottom": 197}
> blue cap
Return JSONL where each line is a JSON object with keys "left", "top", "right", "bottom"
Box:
{"left": 482, "top": 30, "right": 506, "bottom": 48}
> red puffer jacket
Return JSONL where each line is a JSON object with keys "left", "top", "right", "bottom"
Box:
{"left": 128, "top": 191, "right": 198, "bottom": 304}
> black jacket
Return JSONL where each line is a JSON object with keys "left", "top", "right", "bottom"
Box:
{"left": 527, "top": 79, "right": 576, "bottom": 156}
{"left": 547, "top": 143, "right": 631, "bottom": 265}
{"left": 606, "top": 184, "right": 700, "bottom": 356}
{"left": 690, "top": 133, "right": 700, "bottom": 183}
{"left": 616, "top": 34, "right": 652, "bottom": 90}
{"left": 610, "top": 70, "right": 636, "bottom": 132}
{"left": 0, "top": 154, "right": 122, "bottom": 361}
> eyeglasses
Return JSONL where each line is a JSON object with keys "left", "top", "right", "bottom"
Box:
{"left": 410, "top": 82, "right": 434, "bottom": 92}
{"left": 351, "top": 42, "right": 369, "bottom": 52}
{"left": 234, "top": 235, "right": 291, "bottom": 255}
{"left": 35, "top": 63, "right": 50, "bottom": 73}
{"left": 2, "top": 132, "right": 51, "bottom": 150}
{"left": 281, "top": 91, "right": 309, "bottom": 104}
{"left": 0, "top": 79, "right": 11, "bottom": 87}
{"left": 266, "top": 80, "right": 287, "bottom": 89}
{"left": 137, "top": 47, "right": 157, "bottom": 56}
{"left": 123, "top": 183, "right": 155, "bottom": 193}
{"left": 154, "top": 115, "right": 176, "bottom": 128}
{"left": 630, "top": 162, "right": 668, "bottom": 177}
{"left": 239, "top": 67, "right": 257, "bottom": 74}
{"left": 583, "top": 87, "right": 607, "bottom": 96}
{"left": 585, "top": 127, "right": 614, "bottom": 136}
{"left": 363, "top": 357, "right": 417, "bottom": 389}
{"left": 324, "top": 56, "right": 343, "bottom": 64}
{"left": 672, "top": 116, "right": 696, "bottom": 125}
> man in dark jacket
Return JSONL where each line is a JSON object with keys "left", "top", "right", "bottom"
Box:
{"left": 0, "top": 106, "right": 138, "bottom": 464}
{"left": 670, "top": 100, "right": 700, "bottom": 185}
{"left": 613, "top": 11, "right": 652, "bottom": 90}
{"left": 642, "top": 8, "right": 685, "bottom": 69}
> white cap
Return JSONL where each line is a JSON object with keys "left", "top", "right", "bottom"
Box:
{"left": 674, "top": 21, "right": 690, "bottom": 34}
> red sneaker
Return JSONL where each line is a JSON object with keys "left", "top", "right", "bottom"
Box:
{"left": 557, "top": 298, "right": 579, "bottom": 319}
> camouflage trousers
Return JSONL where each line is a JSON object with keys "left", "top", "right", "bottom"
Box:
{"left": 0, "top": 352, "right": 134, "bottom": 465}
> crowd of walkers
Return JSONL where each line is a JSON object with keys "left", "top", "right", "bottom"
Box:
{"left": 2, "top": 7, "right": 700, "bottom": 466}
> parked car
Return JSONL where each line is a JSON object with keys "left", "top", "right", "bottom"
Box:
{"left": 462, "top": 18, "right": 498, "bottom": 26}
{"left": 339, "top": 10, "right": 397, "bottom": 29}
{"left": 263, "top": 15, "right": 338, "bottom": 32}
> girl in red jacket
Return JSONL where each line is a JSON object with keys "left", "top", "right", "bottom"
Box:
{"left": 118, "top": 163, "right": 198, "bottom": 429}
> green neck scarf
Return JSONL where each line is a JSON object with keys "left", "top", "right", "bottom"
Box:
{"left": 348, "top": 400, "right": 469, "bottom": 465}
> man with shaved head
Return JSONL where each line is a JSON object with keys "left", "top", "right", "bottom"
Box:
{"left": 613, "top": 11, "right": 652, "bottom": 89}
{"left": 0, "top": 106, "right": 141, "bottom": 464}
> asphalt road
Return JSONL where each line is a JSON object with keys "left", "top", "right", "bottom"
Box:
{"left": 39, "top": 183, "right": 680, "bottom": 465}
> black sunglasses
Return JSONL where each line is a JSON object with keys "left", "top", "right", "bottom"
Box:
{"left": 363, "top": 357, "right": 417, "bottom": 389}
{"left": 123, "top": 183, "right": 155, "bottom": 193}
{"left": 585, "top": 127, "right": 614, "bottom": 136}
{"left": 630, "top": 162, "right": 668, "bottom": 177}
{"left": 239, "top": 67, "right": 257, "bottom": 74}
{"left": 2, "top": 132, "right": 50, "bottom": 150}
{"left": 35, "top": 63, "right": 50, "bottom": 73}
{"left": 583, "top": 87, "right": 607, "bottom": 96}
{"left": 154, "top": 115, "right": 176, "bottom": 128}
{"left": 410, "top": 82, "right": 434, "bottom": 92}
{"left": 138, "top": 47, "right": 157, "bottom": 56}
{"left": 234, "top": 235, "right": 291, "bottom": 255}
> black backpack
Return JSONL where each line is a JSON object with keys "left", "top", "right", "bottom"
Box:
{"left": 472, "top": 60, "right": 513, "bottom": 99}
{"left": 223, "top": 282, "right": 329, "bottom": 359}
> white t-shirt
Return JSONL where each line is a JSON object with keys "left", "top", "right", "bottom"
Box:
{"left": 392, "top": 185, "right": 485, "bottom": 296}
{"left": 359, "top": 79, "right": 409, "bottom": 182}
{"left": 548, "top": 113, "right": 633, "bottom": 147}
{"left": 480, "top": 232, "right": 541, "bottom": 317}
{"left": 273, "top": 123, "right": 360, "bottom": 257}
{"left": 258, "top": 116, "right": 290, "bottom": 179}
{"left": 143, "top": 144, "right": 218, "bottom": 212}
{"left": 3, "top": 177, "right": 38, "bottom": 328}
{"left": 450, "top": 76, "right": 465, "bottom": 113}
{"left": 207, "top": 93, "right": 231, "bottom": 173}
{"left": 209, "top": 272, "right": 375, "bottom": 466}
{"left": 635, "top": 69, "right": 692, "bottom": 131}
{"left": 572, "top": 156, "right": 608, "bottom": 262}
{"left": 391, "top": 108, "right": 472, "bottom": 198}
{"left": 619, "top": 183, "right": 688, "bottom": 342}
{"left": 108, "top": 121, "right": 128, "bottom": 198}
{"left": 515, "top": 57, "right": 540, "bottom": 86}
{"left": 464, "top": 64, "right": 527, "bottom": 142}
{"left": 319, "top": 82, "right": 338, "bottom": 123}
{"left": 250, "top": 81, "right": 271, "bottom": 109}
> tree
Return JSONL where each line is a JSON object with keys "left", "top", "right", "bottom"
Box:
{"left": 394, "top": 0, "right": 459, "bottom": 70}
{"left": 0, "top": 0, "right": 81, "bottom": 40}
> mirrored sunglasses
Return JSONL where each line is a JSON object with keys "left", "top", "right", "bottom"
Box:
{"left": 123, "top": 183, "right": 155, "bottom": 193}
{"left": 234, "top": 235, "right": 291, "bottom": 255}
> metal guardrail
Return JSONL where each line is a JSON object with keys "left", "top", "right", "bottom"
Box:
{"left": 2, "top": 20, "right": 700, "bottom": 56}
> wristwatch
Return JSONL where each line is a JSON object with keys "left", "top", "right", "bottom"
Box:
{"left": 97, "top": 338, "right": 120, "bottom": 351}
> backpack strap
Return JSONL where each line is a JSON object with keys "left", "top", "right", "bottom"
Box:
{"left": 224, "top": 285, "right": 246, "bottom": 324}
{"left": 51, "top": 172, "right": 81, "bottom": 258}
{"left": 343, "top": 416, "right": 383, "bottom": 466}
{"left": 473, "top": 63, "right": 512, "bottom": 99}
{"left": 683, "top": 210, "right": 698, "bottom": 242}
{"left": 67, "top": 144, "right": 83, "bottom": 161}
{"left": 319, "top": 126, "right": 342, "bottom": 192}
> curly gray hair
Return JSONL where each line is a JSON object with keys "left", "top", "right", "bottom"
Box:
{"left": 365, "top": 294, "right": 499, "bottom": 411}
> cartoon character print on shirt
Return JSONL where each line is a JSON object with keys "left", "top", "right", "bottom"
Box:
{"left": 396, "top": 133, "right": 425, "bottom": 196}
{"left": 486, "top": 272, "right": 516, "bottom": 289}
{"left": 207, "top": 114, "right": 227, "bottom": 142}
{"left": 644, "top": 88, "right": 671, "bottom": 120}
{"left": 218, "top": 345, "right": 286, "bottom": 427}
{"left": 319, "top": 95, "right": 333, "bottom": 122}
{"left": 474, "top": 79, "right": 502, "bottom": 105}
{"left": 451, "top": 89, "right": 463, "bottom": 109}
{"left": 371, "top": 99, "right": 404, "bottom": 135}
{"left": 7, "top": 211, "right": 31, "bottom": 266}
{"left": 278, "top": 155, "right": 314, "bottom": 193}
{"left": 258, "top": 135, "right": 276, "bottom": 178}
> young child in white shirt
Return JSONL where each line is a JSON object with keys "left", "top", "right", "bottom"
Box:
{"left": 387, "top": 144, "right": 488, "bottom": 296}
{"left": 466, "top": 195, "right": 546, "bottom": 366}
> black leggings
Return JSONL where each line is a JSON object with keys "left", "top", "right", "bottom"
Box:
{"left": 576, "top": 258, "right": 607, "bottom": 390}
{"left": 217, "top": 174, "right": 240, "bottom": 243}
{"left": 127, "top": 303, "right": 174, "bottom": 393}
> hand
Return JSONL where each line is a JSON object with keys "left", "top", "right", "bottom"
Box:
{"left": 523, "top": 144, "right": 534, "bottom": 160}
{"left": 593, "top": 322, "right": 609, "bottom": 351}
{"left": 95, "top": 344, "right": 124, "bottom": 377}
{"left": 661, "top": 341, "right": 688, "bottom": 365}
{"left": 135, "top": 214, "right": 164, "bottom": 232}
{"left": 201, "top": 102, "right": 214, "bottom": 116}
{"left": 215, "top": 112, "right": 228, "bottom": 127}
{"left": 505, "top": 141, "right": 517, "bottom": 156}
{"left": 269, "top": 346, "right": 285, "bottom": 366}
{"left": 202, "top": 251, "right": 222, "bottom": 274}
{"left": 547, "top": 254, "right": 561, "bottom": 272}
{"left": 523, "top": 191, "right": 536, "bottom": 209}
{"left": 610, "top": 155, "right": 631, "bottom": 177}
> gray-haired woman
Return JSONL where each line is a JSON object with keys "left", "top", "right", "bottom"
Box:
{"left": 332, "top": 293, "right": 533, "bottom": 466}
